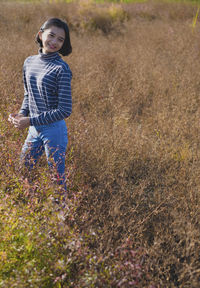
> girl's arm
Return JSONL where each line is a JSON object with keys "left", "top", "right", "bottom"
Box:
{"left": 19, "top": 67, "right": 30, "bottom": 117}
{"left": 29, "top": 66, "right": 72, "bottom": 126}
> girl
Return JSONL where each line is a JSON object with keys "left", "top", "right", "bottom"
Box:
{"left": 9, "top": 18, "right": 72, "bottom": 193}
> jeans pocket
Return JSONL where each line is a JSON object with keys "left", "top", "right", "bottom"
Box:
{"left": 40, "top": 120, "right": 68, "bottom": 149}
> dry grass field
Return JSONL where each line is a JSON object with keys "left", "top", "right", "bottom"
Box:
{"left": 0, "top": 0, "right": 200, "bottom": 287}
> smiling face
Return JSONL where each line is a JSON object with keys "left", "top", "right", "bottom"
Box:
{"left": 38, "top": 26, "right": 65, "bottom": 54}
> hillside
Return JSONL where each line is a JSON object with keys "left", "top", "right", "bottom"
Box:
{"left": 0, "top": 1, "right": 200, "bottom": 287}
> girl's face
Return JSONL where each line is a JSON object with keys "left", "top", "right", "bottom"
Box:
{"left": 38, "top": 26, "right": 65, "bottom": 54}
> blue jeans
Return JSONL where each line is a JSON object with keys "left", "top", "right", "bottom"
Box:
{"left": 21, "top": 120, "right": 68, "bottom": 190}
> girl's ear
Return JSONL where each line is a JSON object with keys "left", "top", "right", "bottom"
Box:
{"left": 38, "top": 31, "right": 43, "bottom": 41}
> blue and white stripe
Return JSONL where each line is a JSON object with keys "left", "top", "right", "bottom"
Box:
{"left": 19, "top": 49, "right": 72, "bottom": 126}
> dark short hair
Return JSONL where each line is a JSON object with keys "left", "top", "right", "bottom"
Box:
{"left": 36, "top": 18, "right": 72, "bottom": 56}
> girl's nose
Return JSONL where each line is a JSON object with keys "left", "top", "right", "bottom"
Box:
{"left": 51, "top": 38, "right": 57, "bottom": 45}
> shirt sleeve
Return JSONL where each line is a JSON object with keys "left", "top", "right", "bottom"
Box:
{"left": 19, "top": 64, "right": 30, "bottom": 116}
{"left": 30, "top": 65, "right": 72, "bottom": 126}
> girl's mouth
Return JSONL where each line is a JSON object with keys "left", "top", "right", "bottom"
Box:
{"left": 49, "top": 44, "right": 56, "bottom": 49}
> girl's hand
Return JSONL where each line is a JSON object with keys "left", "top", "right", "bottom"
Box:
{"left": 8, "top": 113, "right": 22, "bottom": 124}
{"left": 8, "top": 113, "right": 18, "bottom": 123}
{"left": 8, "top": 114, "right": 30, "bottom": 129}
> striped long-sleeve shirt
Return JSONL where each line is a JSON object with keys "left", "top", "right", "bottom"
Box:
{"left": 19, "top": 49, "right": 72, "bottom": 126}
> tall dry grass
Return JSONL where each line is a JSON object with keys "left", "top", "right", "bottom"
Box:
{"left": 0, "top": 0, "right": 200, "bottom": 287}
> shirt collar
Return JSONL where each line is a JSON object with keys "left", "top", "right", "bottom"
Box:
{"left": 38, "top": 49, "right": 60, "bottom": 61}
